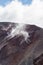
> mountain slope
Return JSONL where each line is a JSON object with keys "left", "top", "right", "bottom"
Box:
{"left": 0, "top": 22, "right": 43, "bottom": 65}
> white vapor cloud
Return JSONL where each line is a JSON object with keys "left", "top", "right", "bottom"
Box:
{"left": 0, "top": 0, "right": 43, "bottom": 28}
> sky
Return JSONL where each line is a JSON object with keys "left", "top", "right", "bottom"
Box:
{"left": 0, "top": 0, "right": 12, "bottom": 6}
{"left": 0, "top": 0, "right": 43, "bottom": 28}
{"left": 0, "top": 0, "right": 32, "bottom": 6}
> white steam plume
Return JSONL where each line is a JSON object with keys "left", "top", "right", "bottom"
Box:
{"left": 8, "top": 23, "right": 30, "bottom": 44}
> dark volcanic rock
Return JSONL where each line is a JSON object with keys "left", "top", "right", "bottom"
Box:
{"left": 33, "top": 54, "right": 43, "bottom": 65}
{"left": 0, "top": 22, "right": 43, "bottom": 65}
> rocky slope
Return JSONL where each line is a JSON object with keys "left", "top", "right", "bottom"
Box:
{"left": 0, "top": 22, "right": 43, "bottom": 65}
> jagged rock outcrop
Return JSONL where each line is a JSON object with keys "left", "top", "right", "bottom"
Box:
{"left": 0, "top": 22, "right": 43, "bottom": 65}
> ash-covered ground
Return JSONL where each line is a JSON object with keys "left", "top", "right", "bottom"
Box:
{"left": 0, "top": 22, "right": 43, "bottom": 65}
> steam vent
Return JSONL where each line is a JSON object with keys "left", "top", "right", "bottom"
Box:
{"left": 0, "top": 22, "right": 43, "bottom": 65}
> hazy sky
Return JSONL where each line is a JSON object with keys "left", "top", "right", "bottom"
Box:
{"left": 0, "top": 0, "right": 43, "bottom": 28}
